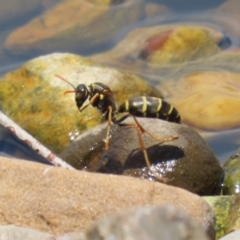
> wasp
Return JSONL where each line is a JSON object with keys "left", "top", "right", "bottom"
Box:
{"left": 55, "top": 75, "right": 181, "bottom": 180}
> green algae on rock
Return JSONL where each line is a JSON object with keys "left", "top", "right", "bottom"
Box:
{"left": 0, "top": 53, "right": 162, "bottom": 154}
{"left": 204, "top": 196, "right": 232, "bottom": 240}
{"left": 222, "top": 151, "right": 240, "bottom": 195}
{"left": 205, "top": 194, "right": 240, "bottom": 239}
{"left": 145, "top": 27, "right": 221, "bottom": 64}
{"left": 225, "top": 194, "right": 240, "bottom": 234}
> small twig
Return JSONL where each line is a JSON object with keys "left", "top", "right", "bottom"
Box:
{"left": 0, "top": 110, "right": 75, "bottom": 170}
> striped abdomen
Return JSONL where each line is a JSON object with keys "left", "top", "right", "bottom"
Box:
{"left": 118, "top": 96, "right": 181, "bottom": 123}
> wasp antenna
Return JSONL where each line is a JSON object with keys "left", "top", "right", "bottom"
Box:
{"left": 64, "top": 90, "right": 76, "bottom": 95}
{"left": 55, "top": 74, "right": 76, "bottom": 90}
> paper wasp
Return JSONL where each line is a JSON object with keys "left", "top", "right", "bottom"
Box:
{"left": 55, "top": 75, "right": 181, "bottom": 180}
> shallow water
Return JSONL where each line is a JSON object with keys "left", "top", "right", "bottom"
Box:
{"left": 0, "top": 0, "right": 239, "bottom": 164}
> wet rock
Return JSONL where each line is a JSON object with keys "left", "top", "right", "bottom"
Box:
{"left": 4, "top": 0, "right": 147, "bottom": 56}
{"left": 61, "top": 117, "right": 223, "bottom": 195}
{"left": 86, "top": 205, "right": 211, "bottom": 240}
{"left": 222, "top": 150, "right": 240, "bottom": 195}
{"left": 0, "top": 0, "right": 42, "bottom": 28}
{"left": 0, "top": 225, "right": 52, "bottom": 240}
{"left": 0, "top": 53, "right": 161, "bottom": 153}
{"left": 160, "top": 70, "right": 240, "bottom": 131}
{"left": 0, "top": 156, "right": 215, "bottom": 237}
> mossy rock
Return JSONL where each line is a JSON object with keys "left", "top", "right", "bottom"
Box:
{"left": 0, "top": 53, "right": 162, "bottom": 153}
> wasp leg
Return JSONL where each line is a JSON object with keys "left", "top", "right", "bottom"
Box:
{"left": 105, "top": 106, "right": 113, "bottom": 150}
{"left": 79, "top": 93, "right": 100, "bottom": 112}
{"left": 106, "top": 112, "right": 131, "bottom": 150}
{"left": 118, "top": 121, "right": 168, "bottom": 183}
{"left": 132, "top": 116, "right": 178, "bottom": 142}
{"left": 79, "top": 113, "right": 99, "bottom": 123}
{"left": 113, "top": 113, "right": 130, "bottom": 124}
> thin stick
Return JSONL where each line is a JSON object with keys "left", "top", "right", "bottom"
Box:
{"left": 0, "top": 110, "right": 75, "bottom": 170}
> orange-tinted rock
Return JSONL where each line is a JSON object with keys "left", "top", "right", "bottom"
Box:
{"left": 160, "top": 71, "right": 240, "bottom": 131}
{"left": 0, "top": 156, "right": 215, "bottom": 237}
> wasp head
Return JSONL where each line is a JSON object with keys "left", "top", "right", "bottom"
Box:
{"left": 75, "top": 84, "right": 90, "bottom": 109}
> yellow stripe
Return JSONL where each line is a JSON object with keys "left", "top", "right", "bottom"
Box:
{"left": 168, "top": 105, "right": 173, "bottom": 115}
{"left": 156, "top": 98, "right": 162, "bottom": 112}
{"left": 142, "top": 96, "right": 147, "bottom": 112}
{"left": 125, "top": 100, "right": 129, "bottom": 111}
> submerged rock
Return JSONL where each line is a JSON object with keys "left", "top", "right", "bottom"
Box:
{"left": 142, "top": 27, "right": 221, "bottom": 64}
{"left": 160, "top": 70, "right": 240, "bottom": 131}
{"left": 4, "top": 0, "right": 148, "bottom": 56}
{"left": 61, "top": 117, "right": 223, "bottom": 195}
{"left": 0, "top": 53, "right": 161, "bottom": 153}
{"left": 91, "top": 24, "right": 226, "bottom": 81}
{"left": 0, "top": 0, "right": 42, "bottom": 28}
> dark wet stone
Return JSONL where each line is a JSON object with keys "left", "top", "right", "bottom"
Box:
{"left": 61, "top": 117, "right": 223, "bottom": 195}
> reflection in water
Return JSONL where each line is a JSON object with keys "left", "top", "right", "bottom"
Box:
{"left": 0, "top": 0, "right": 240, "bottom": 163}
{"left": 0, "top": 124, "right": 52, "bottom": 164}
{"left": 203, "top": 128, "right": 240, "bottom": 163}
